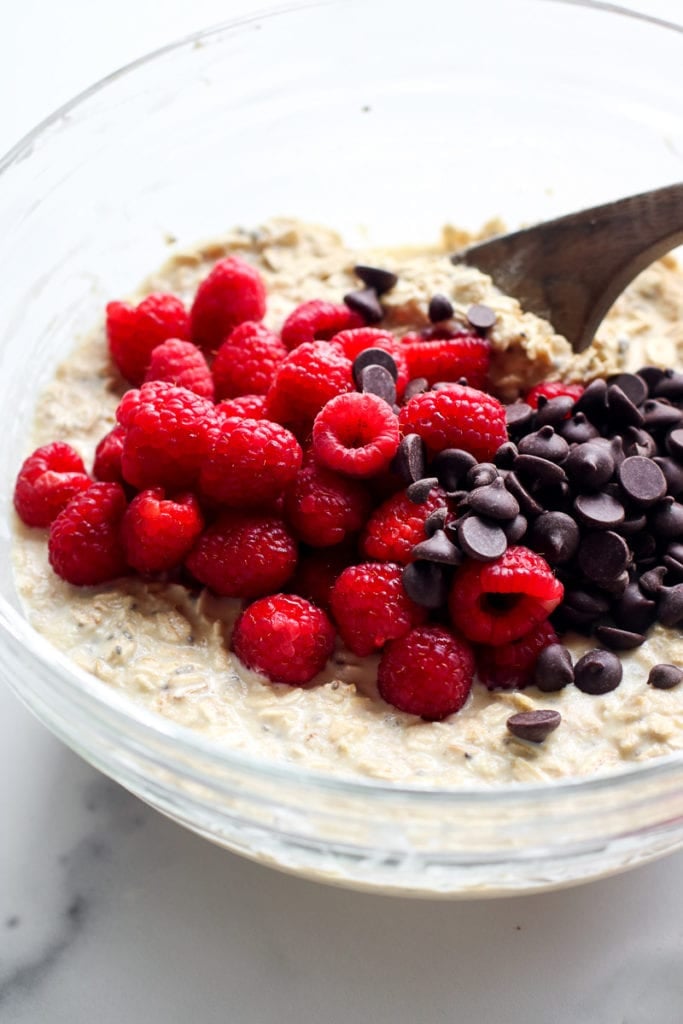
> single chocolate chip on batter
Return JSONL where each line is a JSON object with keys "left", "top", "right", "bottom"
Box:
{"left": 428, "top": 293, "right": 454, "bottom": 323}
{"left": 402, "top": 561, "right": 449, "bottom": 609}
{"left": 506, "top": 709, "right": 561, "bottom": 743}
{"left": 648, "top": 664, "right": 683, "bottom": 690}
{"left": 457, "top": 515, "right": 507, "bottom": 561}
{"left": 466, "top": 303, "right": 496, "bottom": 333}
{"left": 353, "top": 264, "right": 398, "bottom": 295}
{"left": 574, "top": 649, "right": 623, "bottom": 694}
{"left": 534, "top": 644, "right": 574, "bottom": 692}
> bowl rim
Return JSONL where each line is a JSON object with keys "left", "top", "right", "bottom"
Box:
{"left": 2, "top": 0, "right": 683, "bottom": 804}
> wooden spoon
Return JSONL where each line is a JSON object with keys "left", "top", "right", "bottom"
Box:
{"left": 451, "top": 183, "right": 683, "bottom": 353}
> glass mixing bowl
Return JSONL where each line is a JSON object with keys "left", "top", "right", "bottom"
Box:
{"left": 1, "top": 0, "right": 683, "bottom": 897}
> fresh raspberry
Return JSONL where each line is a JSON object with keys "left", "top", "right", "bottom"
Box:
{"left": 216, "top": 395, "right": 267, "bottom": 421}
{"left": 200, "top": 417, "right": 302, "bottom": 508}
{"left": 403, "top": 335, "right": 490, "bottom": 389}
{"left": 330, "top": 562, "right": 427, "bottom": 657}
{"left": 186, "top": 512, "right": 297, "bottom": 599}
{"left": 361, "top": 486, "right": 445, "bottom": 563}
{"left": 284, "top": 462, "right": 372, "bottom": 547}
{"left": 144, "top": 338, "right": 214, "bottom": 400}
{"left": 449, "top": 546, "right": 564, "bottom": 646}
{"left": 48, "top": 482, "right": 128, "bottom": 586}
{"left": 117, "top": 381, "right": 218, "bottom": 491}
{"left": 212, "top": 321, "right": 286, "bottom": 399}
{"left": 377, "top": 625, "right": 475, "bottom": 720}
{"left": 231, "top": 594, "right": 335, "bottom": 686}
{"left": 399, "top": 385, "right": 507, "bottom": 461}
{"left": 280, "top": 300, "right": 363, "bottom": 351}
{"left": 14, "top": 443, "right": 92, "bottom": 528}
{"left": 312, "top": 393, "right": 400, "bottom": 478}
{"left": 106, "top": 293, "right": 190, "bottom": 385}
{"left": 265, "top": 342, "right": 354, "bottom": 426}
{"left": 331, "top": 327, "right": 409, "bottom": 398}
{"left": 190, "top": 256, "right": 267, "bottom": 355}
{"left": 93, "top": 425, "right": 126, "bottom": 484}
{"left": 289, "top": 542, "right": 357, "bottom": 611}
{"left": 525, "top": 381, "right": 584, "bottom": 409}
{"left": 476, "top": 621, "right": 558, "bottom": 690}
{"left": 122, "top": 488, "right": 204, "bottom": 574}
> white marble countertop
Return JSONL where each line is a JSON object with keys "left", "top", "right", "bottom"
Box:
{"left": 2, "top": 2, "right": 683, "bottom": 1021}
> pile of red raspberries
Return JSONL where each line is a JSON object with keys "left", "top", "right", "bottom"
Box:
{"left": 14, "top": 254, "right": 683, "bottom": 726}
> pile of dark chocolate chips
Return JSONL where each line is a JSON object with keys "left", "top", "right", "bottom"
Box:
{"left": 343, "top": 267, "right": 683, "bottom": 742}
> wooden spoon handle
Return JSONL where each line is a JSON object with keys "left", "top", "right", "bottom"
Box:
{"left": 453, "top": 183, "right": 683, "bottom": 353}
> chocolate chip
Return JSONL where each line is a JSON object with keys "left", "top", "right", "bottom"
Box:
{"left": 648, "top": 664, "right": 683, "bottom": 690}
{"left": 505, "top": 402, "right": 534, "bottom": 435}
{"left": 514, "top": 454, "right": 567, "bottom": 487}
{"left": 613, "top": 583, "right": 657, "bottom": 634}
{"left": 658, "top": 583, "right": 683, "bottom": 626}
{"left": 506, "top": 709, "right": 561, "bottom": 743}
{"left": 615, "top": 512, "right": 647, "bottom": 536}
{"left": 528, "top": 511, "right": 579, "bottom": 564}
{"left": 424, "top": 507, "right": 448, "bottom": 537}
{"left": 517, "top": 425, "right": 569, "bottom": 463}
{"left": 563, "top": 588, "right": 611, "bottom": 622}
{"left": 494, "top": 441, "right": 519, "bottom": 469}
{"left": 653, "top": 369, "right": 683, "bottom": 402}
{"left": 468, "top": 477, "right": 520, "bottom": 521}
{"left": 428, "top": 293, "right": 454, "bottom": 323}
{"left": 594, "top": 625, "right": 645, "bottom": 650}
{"left": 359, "top": 364, "right": 397, "bottom": 406}
{"left": 606, "top": 383, "right": 644, "bottom": 428}
{"left": 457, "top": 515, "right": 508, "bottom": 561}
{"left": 668, "top": 541, "right": 683, "bottom": 562}
{"left": 404, "top": 377, "right": 429, "bottom": 402}
{"left": 392, "top": 433, "right": 426, "bottom": 484}
{"left": 601, "top": 570, "right": 630, "bottom": 598}
{"left": 639, "top": 565, "right": 668, "bottom": 595}
{"left": 642, "top": 399, "right": 683, "bottom": 432}
{"left": 344, "top": 288, "right": 383, "bottom": 324}
{"left": 407, "top": 477, "right": 440, "bottom": 505}
{"left": 353, "top": 347, "right": 399, "bottom": 385}
{"left": 402, "top": 561, "right": 449, "bottom": 609}
{"left": 565, "top": 442, "right": 614, "bottom": 490}
{"left": 663, "top": 554, "right": 683, "bottom": 580}
{"left": 466, "top": 463, "right": 499, "bottom": 490}
{"left": 353, "top": 264, "right": 398, "bottom": 296}
{"left": 607, "top": 372, "right": 649, "bottom": 407}
{"left": 654, "top": 456, "right": 683, "bottom": 497}
{"left": 574, "top": 649, "right": 623, "bottom": 694}
{"left": 574, "top": 378, "right": 608, "bottom": 420}
{"left": 623, "top": 426, "right": 658, "bottom": 459}
{"left": 574, "top": 492, "right": 625, "bottom": 530}
{"left": 578, "top": 530, "right": 630, "bottom": 586}
{"left": 466, "top": 303, "right": 496, "bottom": 333}
{"left": 637, "top": 366, "right": 666, "bottom": 392}
{"left": 535, "top": 396, "right": 575, "bottom": 428}
{"left": 666, "top": 428, "right": 683, "bottom": 462}
{"left": 412, "top": 529, "right": 463, "bottom": 565}
{"left": 650, "top": 496, "right": 683, "bottom": 539}
{"left": 432, "top": 448, "right": 477, "bottom": 491}
{"left": 631, "top": 531, "right": 657, "bottom": 563}
{"left": 534, "top": 644, "right": 574, "bottom": 692}
{"left": 559, "top": 412, "right": 599, "bottom": 444}
{"left": 503, "top": 514, "right": 527, "bottom": 543}
{"left": 504, "top": 471, "right": 544, "bottom": 517}
{"left": 618, "top": 455, "right": 667, "bottom": 507}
